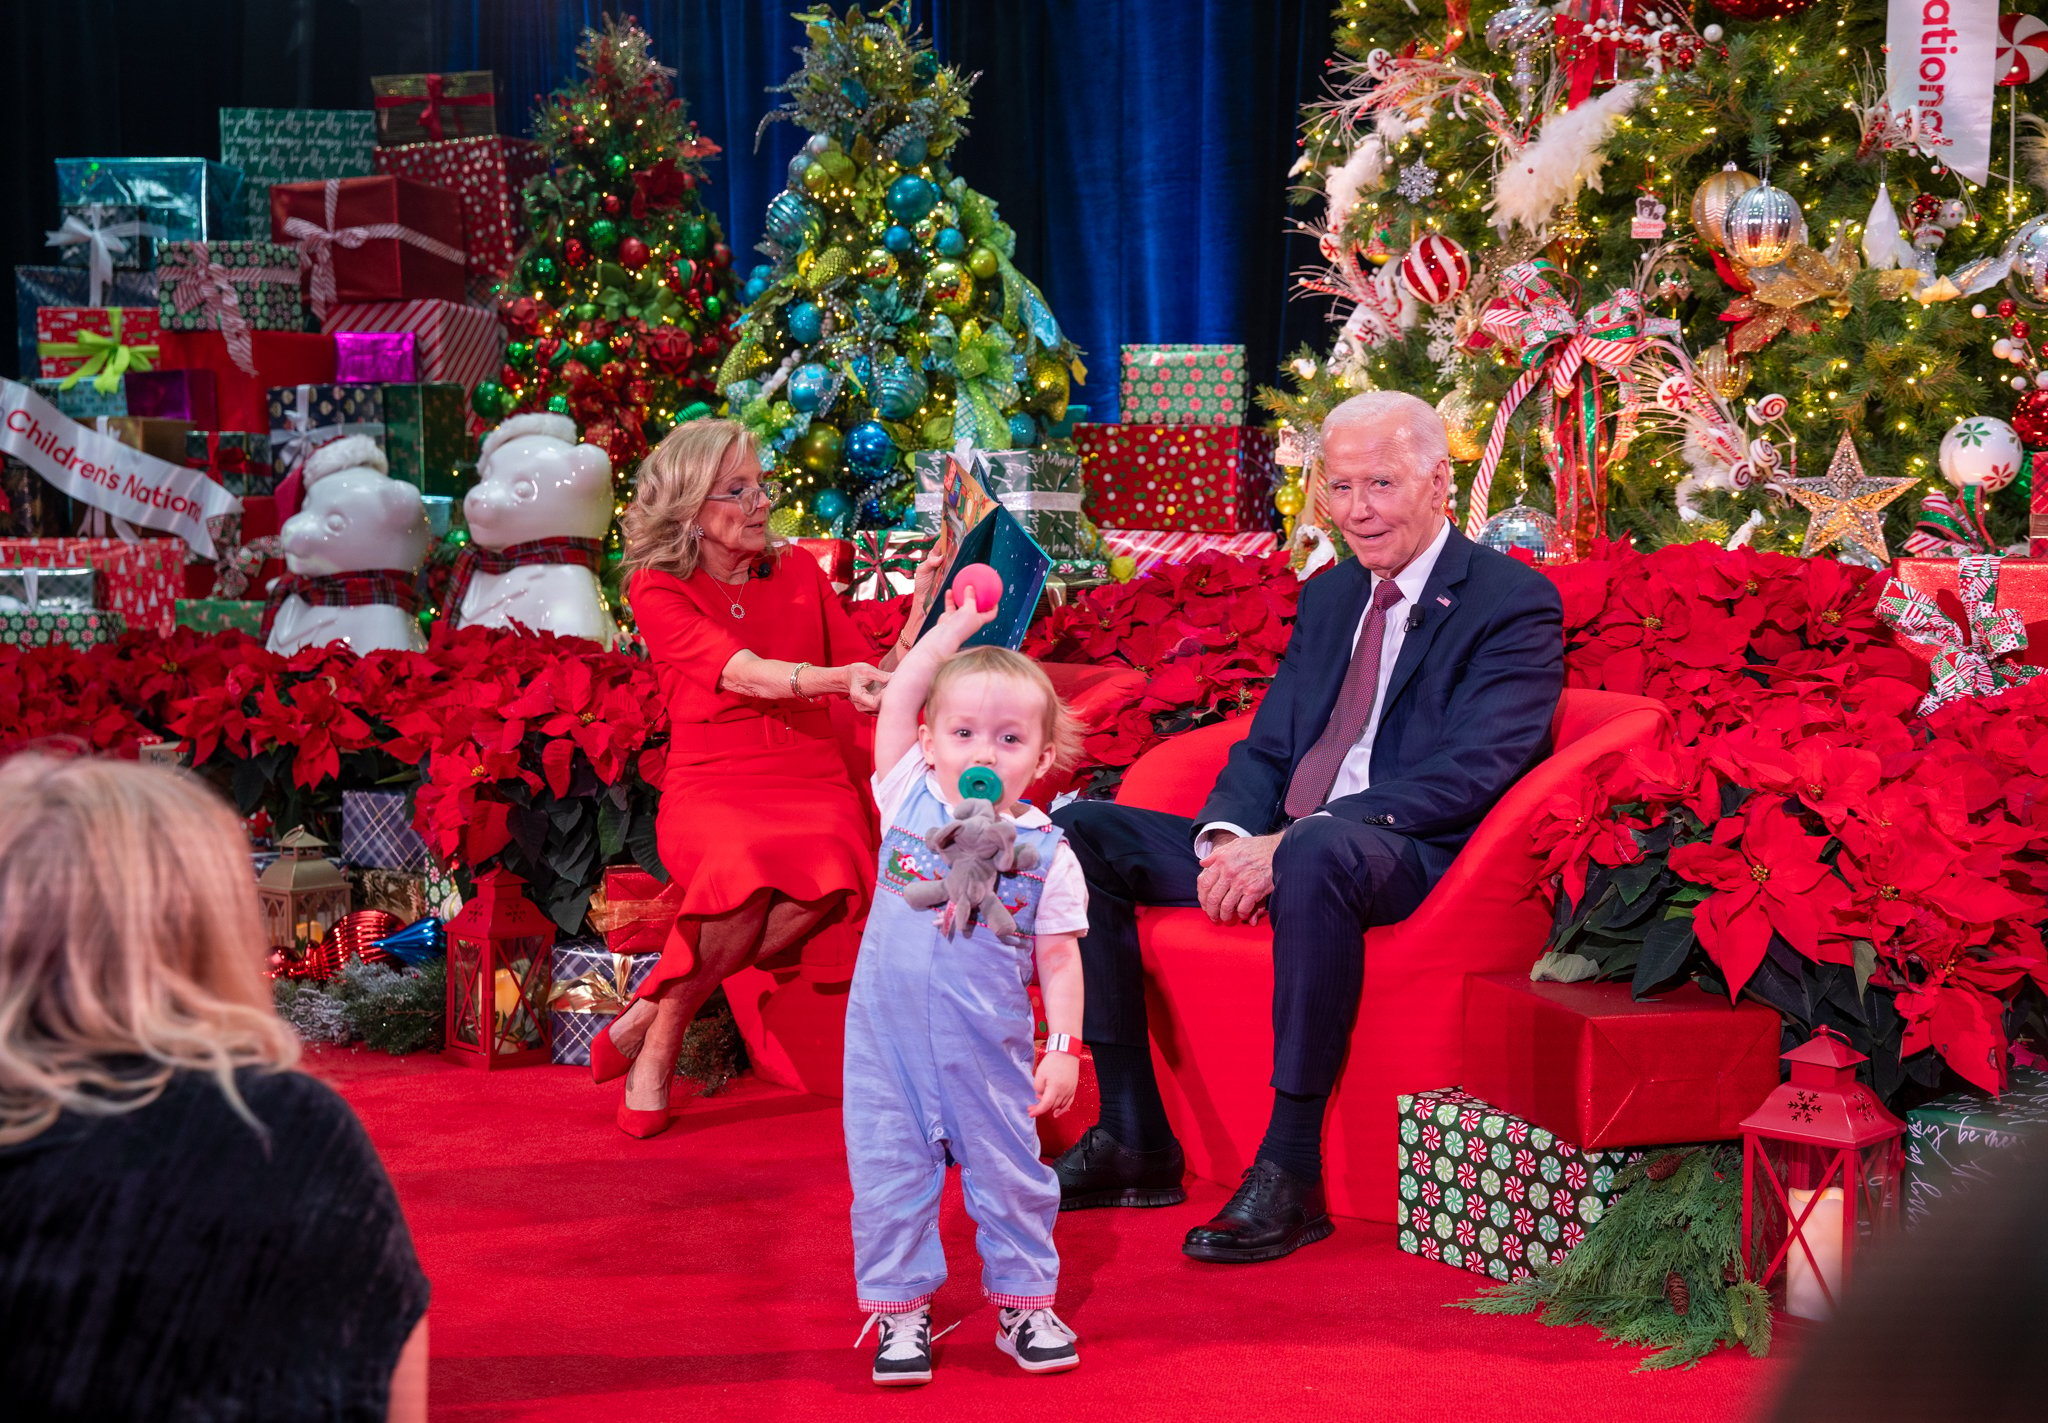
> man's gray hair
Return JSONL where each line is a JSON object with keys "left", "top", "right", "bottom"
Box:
{"left": 1321, "top": 390, "right": 1449, "bottom": 471}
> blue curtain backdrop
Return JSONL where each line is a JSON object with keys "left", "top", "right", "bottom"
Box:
{"left": 433, "top": 0, "right": 1334, "bottom": 422}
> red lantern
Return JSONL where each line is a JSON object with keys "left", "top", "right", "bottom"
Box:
{"left": 1740, "top": 1028, "right": 1905, "bottom": 1320}
{"left": 442, "top": 868, "right": 556, "bottom": 1069}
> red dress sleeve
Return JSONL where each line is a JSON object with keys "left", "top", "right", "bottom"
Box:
{"left": 628, "top": 571, "right": 746, "bottom": 695}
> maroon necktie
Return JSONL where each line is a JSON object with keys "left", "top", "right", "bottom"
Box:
{"left": 1283, "top": 578, "right": 1406, "bottom": 819}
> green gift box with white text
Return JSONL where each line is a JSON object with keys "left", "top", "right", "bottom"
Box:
{"left": 1397, "top": 1087, "right": 1645, "bottom": 1282}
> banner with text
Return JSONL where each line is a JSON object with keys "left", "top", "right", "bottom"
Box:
{"left": 1888, "top": 0, "right": 1999, "bottom": 184}
{"left": 0, "top": 379, "right": 240, "bottom": 557}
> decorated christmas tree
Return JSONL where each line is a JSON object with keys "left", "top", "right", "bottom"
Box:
{"left": 1262, "top": 1, "right": 2047, "bottom": 558}
{"left": 481, "top": 17, "right": 740, "bottom": 476}
{"left": 719, "top": 2, "right": 1085, "bottom": 536}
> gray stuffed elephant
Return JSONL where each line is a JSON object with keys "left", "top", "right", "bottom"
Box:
{"left": 901, "top": 797, "right": 1041, "bottom": 945}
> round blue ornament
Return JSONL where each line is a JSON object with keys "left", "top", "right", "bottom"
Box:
{"left": 1007, "top": 412, "right": 1039, "bottom": 447}
{"left": 742, "top": 275, "right": 768, "bottom": 303}
{"left": 884, "top": 225, "right": 915, "bottom": 256}
{"left": 935, "top": 228, "right": 966, "bottom": 258}
{"left": 813, "top": 487, "right": 851, "bottom": 523}
{"left": 786, "top": 152, "right": 813, "bottom": 185}
{"left": 788, "top": 363, "right": 833, "bottom": 413}
{"left": 859, "top": 496, "right": 886, "bottom": 525}
{"left": 804, "top": 134, "right": 831, "bottom": 156}
{"left": 885, "top": 175, "right": 938, "bottom": 223}
{"left": 894, "top": 133, "right": 928, "bottom": 167}
{"left": 764, "top": 191, "right": 818, "bottom": 250}
{"left": 846, "top": 420, "right": 897, "bottom": 475}
{"left": 872, "top": 362, "right": 927, "bottom": 420}
{"left": 786, "top": 301, "right": 824, "bottom": 345}
{"left": 749, "top": 263, "right": 774, "bottom": 284}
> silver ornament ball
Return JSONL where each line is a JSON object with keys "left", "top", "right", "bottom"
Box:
{"left": 2008, "top": 216, "right": 2048, "bottom": 308}
{"left": 1477, "top": 503, "right": 1564, "bottom": 564}
{"left": 1724, "top": 183, "right": 1802, "bottom": 269}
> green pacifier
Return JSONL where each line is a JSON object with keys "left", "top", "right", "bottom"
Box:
{"left": 958, "top": 767, "right": 1003, "bottom": 803}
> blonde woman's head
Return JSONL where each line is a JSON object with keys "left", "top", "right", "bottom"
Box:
{"left": 0, "top": 754, "right": 299, "bottom": 1145}
{"left": 620, "top": 418, "right": 784, "bottom": 582}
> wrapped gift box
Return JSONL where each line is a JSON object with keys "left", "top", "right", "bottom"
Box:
{"left": 341, "top": 789, "right": 429, "bottom": 871}
{"left": 373, "top": 135, "right": 544, "bottom": 283}
{"left": 0, "top": 538, "right": 182, "bottom": 635}
{"left": 849, "top": 530, "right": 935, "bottom": 599}
{"left": 1099, "top": 527, "right": 1280, "bottom": 576}
{"left": 2, "top": 459, "right": 79, "bottom": 537}
{"left": 125, "top": 369, "right": 218, "bottom": 428}
{"left": 0, "top": 566, "right": 95, "bottom": 612}
{"left": 1397, "top": 1087, "right": 1647, "bottom": 1281}
{"left": 48, "top": 202, "right": 163, "bottom": 277}
{"left": 371, "top": 70, "right": 499, "bottom": 147}
{"left": 186, "top": 430, "right": 276, "bottom": 496}
{"left": 1902, "top": 1067, "right": 2048, "bottom": 1229}
{"left": 910, "top": 448, "right": 1093, "bottom": 558}
{"left": 320, "top": 298, "right": 503, "bottom": 394}
{"left": 1886, "top": 557, "right": 2048, "bottom": 672}
{"left": 793, "top": 538, "right": 854, "bottom": 592}
{"left": 269, "top": 176, "right": 466, "bottom": 315}
{"left": 1118, "top": 344, "right": 1248, "bottom": 425}
{"left": 588, "top": 866, "right": 681, "bottom": 956}
{"left": 335, "top": 332, "right": 419, "bottom": 384}
{"left": 547, "top": 937, "right": 662, "bottom": 1067}
{"left": 377, "top": 383, "right": 468, "bottom": 496}
{"left": 1461, "top": 974, "right": 1782, "bottom": 1150}
{"left": 14, "top": 265, "right": 161, "bottom": 380}
{"left": 266, "top": 383, "right": 387, "bottom": 479}
{"left": 156, "top": 329, "right": 336, "bottom": 435}
{"left": 36, "top": 307, "right": 162, "bottom": 392}
{"left": 55, "top": 158, "right": 244, "bottom": 242}
{"left": 218, "top": 107, "right": 378, "bottom": 239}
{"left": 29, "top": 377, "right": 126, "bottom": 421}
{"left": 100, "top": 416, "right": 196, "bottom": 466}
{"left": 175, "top": 597, "right": 263, "bottom": 635}
{"left": 155, "top": 240, "right": 306, "bottom": 340}
{"left": 1074, "top": 423, "right": 1278, "bottom": 533}
{"left": 0, "top": 608, "right": 126, "bottom": 648}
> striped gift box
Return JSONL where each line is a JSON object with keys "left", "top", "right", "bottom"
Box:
{"left": 319, "top": 298, "right": 503, "bottom": 395}
{"left": 1099, "top": 527, "right": 1280, "bottom": 576}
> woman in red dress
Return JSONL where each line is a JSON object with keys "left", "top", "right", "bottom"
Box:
{"left": 595, "top": 419, "right": 937, "bottom": 1136}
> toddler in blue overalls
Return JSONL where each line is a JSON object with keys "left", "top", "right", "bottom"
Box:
{"left": 846, "top": 586, "right": 1088, "bottom": 1386}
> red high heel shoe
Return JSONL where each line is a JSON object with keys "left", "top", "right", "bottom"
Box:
{"left": 589, "top": 1019, "right": 633, "bottom": 1085}
{"left": 616, "top": 1095, "right": 673, "bottom": 1139}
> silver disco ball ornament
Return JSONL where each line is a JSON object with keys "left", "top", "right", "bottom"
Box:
{"left": 2008, "top": 216, "right": 2048, "bottom": 308}
{"left": 1477, "top": 503, "right": 1565, "bottom": 564}
{"left": 1724, "top": 182, "right": 1803, "bottom": 269}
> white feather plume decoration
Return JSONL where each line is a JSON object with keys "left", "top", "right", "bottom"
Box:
{"left": 1324, "top": 137, "right": 1387, "bottom": 236}
{"left": 1488, "top": 80, "right": 1644, "bottom": 233}
{"left": 2021, "top": 113, "right": 2048, "bottom": 196}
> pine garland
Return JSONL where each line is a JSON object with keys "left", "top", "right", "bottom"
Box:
{"left": 1453, "top": 1145, "right": 1773, "bottom": 1370}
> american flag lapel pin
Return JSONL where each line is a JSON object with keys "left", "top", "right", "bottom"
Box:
{"left": 1436, "top": 595, "right": 1451, "bottom": 607}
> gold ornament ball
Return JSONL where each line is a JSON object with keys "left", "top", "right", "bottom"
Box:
{"left": 1698, "top": 345, "right": 1752, "bottom": 401}
{"left": 925, "top": 261, "right": 976, "bottom": 316}
{"left": 861, "top": 246, "right": 900, "bottom": 281}
{"left": 801, "top": 162, "right": 837, "bottom": 197}
{"left": 793, "top": 424, "right": 844, "bottom": 474}
{"left": 1690, "top": 164, "right": 1760, "bottom": 254}
{"left": 967, "top": 245, "right": 1001, "bottom": 280}
{"left": 1273, "top": 479, "right": 1306, "bottom": 517}
{"left": 1029, "top": 356, "right": 1070, "bottom": 419}
{"left": 768, "top": 504, "right": 805, "bottom": 538}
{"left": 1435, "top": 390, "right": 1485, "bottom": 462}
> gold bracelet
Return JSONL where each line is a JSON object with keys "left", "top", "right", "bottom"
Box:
{"left": 789, "top": 661, "right": 812, "bottom": 699}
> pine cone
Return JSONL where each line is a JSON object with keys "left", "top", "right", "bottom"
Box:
{"left": 1665, "top": 1270, "right": 1691, "bottom": 1316}
{"left": 1646, "top": 1150, "right": 1689, "bottom": 1182}
{"left": 1722, "top": 1258, "right": 1740, "bottom": 1286}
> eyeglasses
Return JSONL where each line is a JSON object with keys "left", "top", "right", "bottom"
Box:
{"left": 703, "top": 478, "right": 784, "bottom": 512}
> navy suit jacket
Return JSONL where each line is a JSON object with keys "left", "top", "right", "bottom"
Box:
{"left": 1195, "top": 524, "right": 1565, "bottom": 889}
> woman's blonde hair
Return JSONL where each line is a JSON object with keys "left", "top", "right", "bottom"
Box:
{"left": 620, "top": 417, "right": 783, "bottom": 582}
{"left": 925, "top": 646, "right": 1086, "bottom": 773}
{"left": 0, "top": 754, "right": 299, "bottom": 1145}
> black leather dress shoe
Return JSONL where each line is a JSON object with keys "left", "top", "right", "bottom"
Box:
{"left": 1053, "top": 1124, "right": 1188, "bottom": 1210}
{"left": 1181, "top": 1158, "right": 1333, "bottom": 1263}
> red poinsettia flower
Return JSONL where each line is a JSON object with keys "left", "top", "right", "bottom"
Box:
{"left": 1668, "top": 795, "right": 1850, "bottom": 994}
{"left": 631, "top": 156, "right": 690, "bottom": 218}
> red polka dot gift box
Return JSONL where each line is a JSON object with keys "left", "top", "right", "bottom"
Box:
{"left": 1074, "top": 422, "right": 1279, "bottom": 533}
{"left": 1117, "top": 344, "right": 1248, "bottom": 425}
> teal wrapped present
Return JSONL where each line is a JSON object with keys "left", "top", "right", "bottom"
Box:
{"left": 218, "top": 107, "right": 377, "bottom": 239}
{"left": 30, "top": 377, "right": 126, "bottom": 420}
{"left": 55, "top": 158, "right": 245, "bottom": 242}
{"left": 1903, "top": 1067, "right": 2048, "bottom": 1228}
{"left": 378, "top": 382, "right": 469, "bottom": 496}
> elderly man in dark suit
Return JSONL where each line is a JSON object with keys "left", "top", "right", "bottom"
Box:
{"left": 1050, "top": 389, "right": 1565, "bottom": 1263}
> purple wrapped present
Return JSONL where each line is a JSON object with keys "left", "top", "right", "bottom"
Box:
{"left": 334, "top": 330, "right": 419, "bottom": 384}
{"left": 124, "top": 368, "right": 219, "bottom": 429}
{"left": 340, "top": 788, "right": 427, "bottom": 871}
{"left": 548, "top": 936, "right": 662, "bottom": 1066}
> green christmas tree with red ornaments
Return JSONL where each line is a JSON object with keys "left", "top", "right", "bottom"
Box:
{"left": 480, "top": 16, "right": 740, "bottom": 476}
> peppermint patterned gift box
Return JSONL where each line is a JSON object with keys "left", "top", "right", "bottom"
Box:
{"left": 1074, "top": 422, "right": 1279, "bottom": 533}
{"left": 0, "top": 608, "right": 126, "bottom": 648}
{"left": 1118, "top": 344, "right": 1248, "bottom": 425}
{"left": 219, "top": 108, "right": 378, "bottom": 240}
{"left": 156, "top": 240, "right": 306, "bottom": 335}
{"left": 1100, "top": 527, "right": 1280, "bottom": 576}
{"left": 1396, "top": 1087, "right": 1647, "bottom": 1282}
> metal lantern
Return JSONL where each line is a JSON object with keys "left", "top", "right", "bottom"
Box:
{"left": 1690, "top": 163, "right": 1761, "bottom": 253}
{"left": 256, "top": 827, "right": 353, "bottom": 955}
{"left": 442, "top": 868, "right": 555, "bottom": 1069}
{"left": 1724, "top": 182, "right": 1803, "bottom": 269}
{"left": 1740, "top": 1028, "right": 1906, "bottom": 1321}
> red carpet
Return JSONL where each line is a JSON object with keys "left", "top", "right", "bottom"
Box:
{"left": 317, "top": 1049, "right": 1783, "bottom": 1422}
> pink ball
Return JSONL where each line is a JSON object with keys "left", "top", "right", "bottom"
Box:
{"left": 954, "top": 562, "right": 1003, "bottom": 613}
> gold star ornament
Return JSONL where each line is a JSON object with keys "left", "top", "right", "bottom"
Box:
{"left": 1786, "top": 433, "right": 1917, "bottom": 563}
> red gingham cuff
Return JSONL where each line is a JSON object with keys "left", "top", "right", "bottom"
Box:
{"left": 857, "top": 1289, "right": 935, "bottom": 1315}
{"left": 986, "top": 1287, "right": 1058, "bottom": 1310}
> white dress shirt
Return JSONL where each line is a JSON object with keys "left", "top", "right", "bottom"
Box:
{"left": 1197, "top": 518, "right": 1452, "bottom": 855}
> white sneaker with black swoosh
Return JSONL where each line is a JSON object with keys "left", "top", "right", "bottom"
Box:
{"left": 995, "top": 1306, "right": 1080, "bottom": 1373}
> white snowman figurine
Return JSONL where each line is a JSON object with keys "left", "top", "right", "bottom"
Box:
{"left": 457, "top": 413, "right": 618, "bottom": 647}
{"left": 266, "top": 435, "right": 430, "bottom": 657}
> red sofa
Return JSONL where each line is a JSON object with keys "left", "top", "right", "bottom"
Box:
{"left": 1113, "top": 688, "right": 1671, "bottom": 1222}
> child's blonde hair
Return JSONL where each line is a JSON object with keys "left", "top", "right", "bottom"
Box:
{"left": 620, "top": 417, "right": 783, "bottom": 582}
{"left": 0, "top": 754, "right": 300, "bottom": 1145}
{"left": 925, "top": 645, "right": 1085, "bottom": 772}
